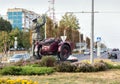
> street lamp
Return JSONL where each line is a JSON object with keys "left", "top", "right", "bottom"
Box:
{"left": 14, "top": 37, "right": 17, "bottom": 50}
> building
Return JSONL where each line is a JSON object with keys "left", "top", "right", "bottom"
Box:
{"left": 7, "top": 8, "right": 39, "bottom": 30}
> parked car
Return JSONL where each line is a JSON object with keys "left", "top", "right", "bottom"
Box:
{"left": 10, "top": 47, "right": 15, "bottom": 51}
{"left": 8, "top": 53, "right": 30, "bottom": 63}
{"left": 84, "top": 50, "right": 90, "bottom": 55}
{"left": 108, "top": 52, "right": 117, "bottom": 59}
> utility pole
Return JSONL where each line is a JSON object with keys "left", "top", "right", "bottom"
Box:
{"left": 48, "top": 0, "right": 55, "bottom": 23}
{"left": 90, "top": 0, "right": 94, "bottom": 64}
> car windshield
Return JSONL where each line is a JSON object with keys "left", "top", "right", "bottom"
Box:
{"left": 111, "top": 53, "right": 116, "bottom": 55}
{"left": 12, "top": 54, "right": 23, "bottom": 58}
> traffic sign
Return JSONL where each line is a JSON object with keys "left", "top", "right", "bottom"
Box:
{"left": 97, "top": 37, "right": 101, "bottom": 42}
{"left": 61, "top": 36, "right": 67, "bottom": 42}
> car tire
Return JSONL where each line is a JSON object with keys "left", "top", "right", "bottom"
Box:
{"left": 58, "top": 44, "right": 71, "bottom": 61}
{"left": 115, "top": 55, "right": 117, "bottom": 59}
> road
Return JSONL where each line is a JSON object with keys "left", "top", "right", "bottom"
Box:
{"left": 1, "top": 50, "right": 120, "bottom": 63}
{"left": 72, "top": 51, "right": 120, "bottom": 62}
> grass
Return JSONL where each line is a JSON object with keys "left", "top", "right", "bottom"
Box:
{"left": 0, "top": 69, "right": 120, "bottom": 84}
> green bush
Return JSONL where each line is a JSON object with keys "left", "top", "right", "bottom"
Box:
{"left": 55, "top": 61, "right": 77, "bottom": 72}
{"left": 40, "top": 56, "right": 57, "bottom": 67}
{"left": 0, "top": 66, "right": 54, "bottom": 75}
{"left": 0, "top": 66, "right": 22, "bottom": 75}
{"left": 20, "top": 66, "right": 54, "bottom": 75}
{"left": 105, "top": 62, "right": 120, "bottom": 69}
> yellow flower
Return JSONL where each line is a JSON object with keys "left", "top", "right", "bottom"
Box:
{"left": 22, "top": 79, "right": 29, "bottom": 84}
{"left": 34, "top": 81, "right": 39, "bottom": 84}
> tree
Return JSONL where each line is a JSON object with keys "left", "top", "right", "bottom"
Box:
{"left": 86, "top": 36, "right": 90, "bottom": 49}
{"left": 46, "top": 17, "right": 54, "bottom": 38}
{"left": 9, "top": 28, "right": 31, "bottom": 49}
{"left": 0, "top": 31, "right": 9, "bottom": 53}
{"left": 9, "top": 28, "right": 20, "bottom": 48}
{"left": 60, "top": 13, "right": 79, "bottom": 29}
{"left": 58, "top": 13, "right": 80, "bottom": 43}
{"left": 0, "top": 17, "right": 12, "bottom": 32}
{"left": 21, "top": 31, "right": 31, "bottom": 49}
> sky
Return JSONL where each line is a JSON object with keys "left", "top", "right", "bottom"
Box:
{"left": 0, "top": 0, "right": 120, "bottom": 49}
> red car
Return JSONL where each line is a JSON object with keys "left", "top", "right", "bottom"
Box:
{"left": 33, "top": 38, "right": 74, "bottom": 61}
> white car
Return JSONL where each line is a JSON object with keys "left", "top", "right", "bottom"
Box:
{"left": 8, "top": 53, "right": 30, "bottom": 63}
{"left": 84, "top": 50, "right": 90, "bottom": 55}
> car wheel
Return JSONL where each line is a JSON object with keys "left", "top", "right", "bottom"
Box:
{"left": 108, "top": 55, "right": 111, "bottom": 59}
{"left": 115, "top": 55, "right": 117, "bottom": 59}
{"left": 58, "top": 44, "right": 71, "bottom": 61}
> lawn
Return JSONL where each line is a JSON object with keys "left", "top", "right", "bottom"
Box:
{"left": 1, "top": 69, "right": 120, "bottom": 84}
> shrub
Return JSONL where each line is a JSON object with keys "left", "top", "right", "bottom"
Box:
{"left": 105, "top": 62, "right": 120, "bottom": 69}
{"left": 20, "top": 66, "right": 54, "bottom": 75}
{"left": 0, "top": 66, "right": 22, "bottom": 75}
{"left": 55, "top": 60, "right": 109, "bottom": 72}
{"left": 0, "top": 63, "right": 5, "bottom": 69}
{"left": 0, "top": 66, "right": 54, "bottom": 75}
{"left": 55, "top": 61, "right": 77, "bottom": 72}
{"left": 93, "top": 60, "right": 108, "bottom": 71}
{"left": 40, "top": 56, "right": 57, "bottom": 67}
{"left": 74, "top": 62, "right": 94, "bottom": 72}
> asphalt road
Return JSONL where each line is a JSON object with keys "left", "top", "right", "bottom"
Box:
{"left": 72, "top": 51, "right": 120, "bottom": 62}
{"left": 1, "top": 50, "right": 120, "bottom": 63}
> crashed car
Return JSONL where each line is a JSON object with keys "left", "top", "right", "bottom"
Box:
{"left": 33, "top": 38, "right": 74, "bottom": 61}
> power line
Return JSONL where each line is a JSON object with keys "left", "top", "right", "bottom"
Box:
{"left": 55, "top": 11, "right": 120, "bottom": 14}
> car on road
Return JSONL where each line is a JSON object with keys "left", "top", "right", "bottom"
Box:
{"left": 83, "top": 50, "right": 90, "bottom": 55}
{"left": 8, "top": 53, "right": 30, "bottom": 63}
{"left": 108, "top": 52, "right": 117, "bottom": 59}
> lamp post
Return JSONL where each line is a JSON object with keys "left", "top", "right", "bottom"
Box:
{"left": 14, "top": 37, "right": 17, "bottom": 54}
{"left": 97, "top": 37, "right": 101, "bottom": 57}
{"left": 90, "top": 0, "right": 94, "bottom": 64}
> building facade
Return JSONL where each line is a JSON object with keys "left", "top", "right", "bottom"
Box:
{"left": 7, "top": 8, "right": 39, "bottom": 30}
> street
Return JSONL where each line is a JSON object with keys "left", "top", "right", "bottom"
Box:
{"left": 72, "top": 51, "right": 120, "bottom": 62}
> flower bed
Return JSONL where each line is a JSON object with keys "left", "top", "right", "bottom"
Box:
{"left": 0, "top": 79, "right": 38, "bottom": 84}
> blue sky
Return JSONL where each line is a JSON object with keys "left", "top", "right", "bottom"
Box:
{"left": 0, "top": 0, "right": 120, "bottom": 49}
